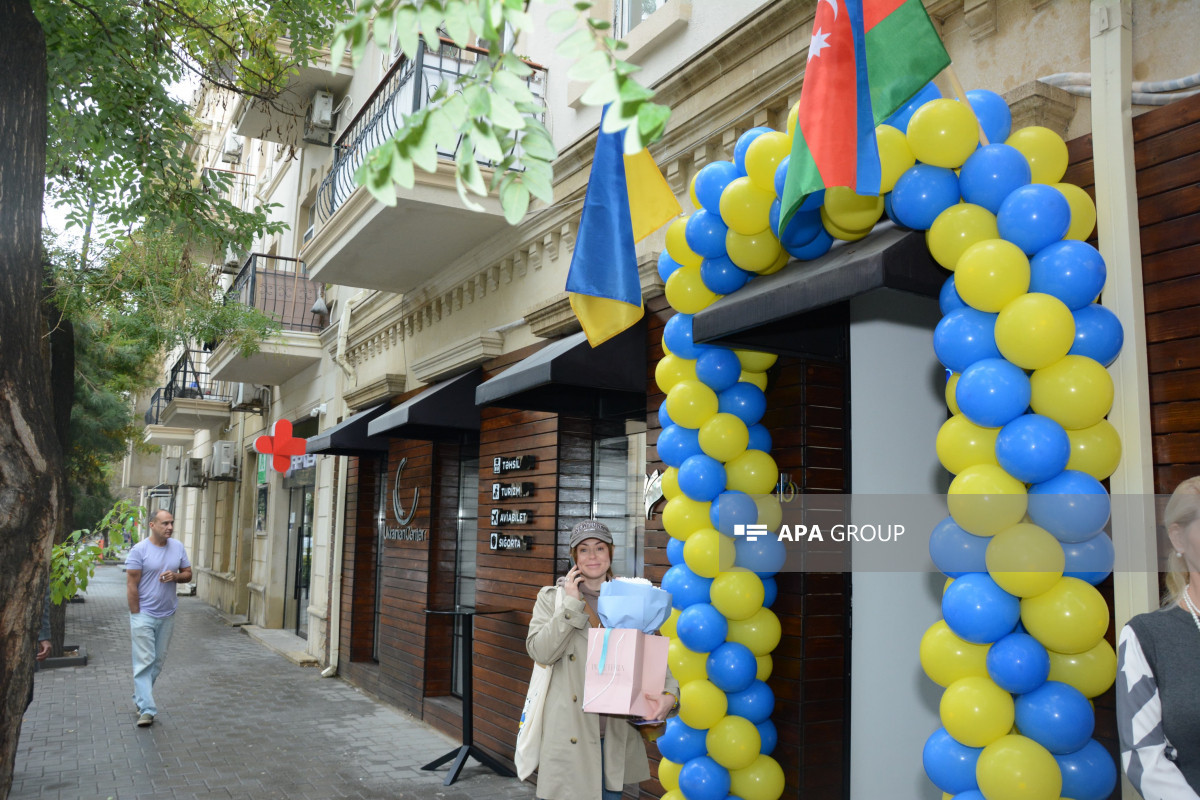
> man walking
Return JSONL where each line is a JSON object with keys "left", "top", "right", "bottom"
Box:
{"left": 126, "top": 509, "right": 191, "bottom": 727}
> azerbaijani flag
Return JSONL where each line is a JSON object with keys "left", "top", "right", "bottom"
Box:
{"left": 567, "top": 112, "right": 681, "bottom": 346}
{"left": 780, "top": 0, "right": 950, "bottom": 232}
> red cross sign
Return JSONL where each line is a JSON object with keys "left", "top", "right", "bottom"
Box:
{"left": 255, "top": 419, "right": 307, "bottom": 473}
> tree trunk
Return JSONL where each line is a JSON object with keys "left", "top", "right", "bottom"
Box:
{"left": 42, "top": 295, "right": 73, "bottom": 658}
{"left": 0, "top": 1, "right": 61, "bottom": 795}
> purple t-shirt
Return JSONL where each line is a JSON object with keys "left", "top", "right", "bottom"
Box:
{"left": 126, "top": 538, "right": 190, "bottom": 618}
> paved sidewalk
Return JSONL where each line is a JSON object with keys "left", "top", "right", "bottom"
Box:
{"left": 13, "top": 565, "right": 536, "bottom": 800}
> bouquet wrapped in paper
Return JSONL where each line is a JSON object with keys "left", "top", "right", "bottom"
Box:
{"left": 597, "top": 577, "right": 673, "bottom": 633}
{"left": 583, "top": 578, "right": 673, "bottom": 717}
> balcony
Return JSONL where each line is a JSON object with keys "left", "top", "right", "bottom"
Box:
{"left": 143, "top": 351, "right": 234, "bottom": 446}
{"left": 233, "top": 38, "right": 354, "bottom": 147}
{"left": 208, "top": 254, "right": 328, "bottom": 385}
{"left": 304, "top": 39, "right": 547, "bottom": 293}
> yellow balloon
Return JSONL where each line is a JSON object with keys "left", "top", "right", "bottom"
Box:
{"left": 706, "top": 714, "right": 762, "bottom": 770}
{"left": 786, "top": 100, "right": 801, "bottom": 140}
{"left": 729, "top": 754, "right": 785, "bottom": 800}
{"left": 662, "top": 496, "right": 713, "bottom": 541}
{"left": 823, "top": 186, "right": 885, "bottom": 232}
{"left": 995, "top": 292, "right": 1076, "bottom": 370}
{"left": 726, "top": 607, "right": 781, "bottom": 656}
{"left": 877, "top": 123, "right": 916, "bottom": 193}
{"left": 1007, "top": 126, "right": 1069, "bottom": 185}
{"left": 725, "top": 449, "right": 779, "bottom": 494}
{"left": 655, "top": 353, "right": 698, "bottom": 393}
{"left": 727, "top": 229, "right": 783, "bottom": 272}
{"left": 907, "top": 99, "right": 982, "bottom": 169}
{"left": 735, "top": 349, "right": 778, "bottom": 372}
{"left": 1021, "top": 577, "right": 1109, "bottom": 655}
{"left": 947, "top": 464, "right": 1028, "bottom": 536}
{"left": 660, "top": 607, "right": 681, "bottom": 638}
{"left": 745, "top": 131, "right": 792, "bottom": 194}
{"left": 920, "top": 619, "right": 991, "bottom": 687}
{"left": 985, "top": 522, "right": 1065, "bottom": 597}
{"left": 928, "top": 204, "right": 1000, "bottom": 271}
{"left": 944, "top": 372, "right": 961, "bottom": 415}
{"left": 955, "top": 239, "right": 1030, "bottom": 312}
{"left": 1047, "top": 638, "right": 1117, "bottom": 698}
{"left": 658, "top": 758, "right": 682, "bottom": 793}
{"left": 1066, "top": 419, "right": 1122, "bottom": 480}
{"left": 665, "top": 379, "right": 719, "bottom": 428}
{"left": 699, "top": 412, "right": 750, "bottom": 463}
{"left": 662, "top": 467, "right": 681, "bottom": 500}
{"left": 754, "top": 495, "right": 783, "bottom": 532}
{"left": 976, "top": 734, "right": 1063, "bottom": 800}
{"left": 662, "top": 792, "right": 685, "bottom": 800}
{"left": 669, "top": 639, "right": 710, "bottom": 685}
{"left": 688, "top": 171, "right": 702, "bottom": 210}
{"left": 684, "top": 528, "right": 736, "bottom": 578}
{"left": 1053, "top": 182, "right": 1097, "bottom": 241}
{"left": 759, "top": 247, "right": 790, "bottom": 275}
{"left": 666, "top": 217, "right": 703, "bottom": 269}
{"left": 755, "top": 653, "right": 773, "bottom": 681}
{"left": 665, "top": 267, "right": 720, "bottom": 315}
{"left": 1030, "top": 355, "right": 1114, "bottom": 431}
{"left": 739, "top": 370, "right": 769, "bottom": 391}
{"left": 940, "top": 675, "right": 1015, "bottom": 748}
{"left": 679, "top": 679, "right": 727, "bottom": 729}
{"left": 720, "top": 176, "right": 775, "bottom": 235}
{"left": 821, "top": 207, "right": 872, "bottom": 241}
{"left": 936, "top": 414, "right": 1000, "bottom": 475}
{"left": 711, "top": 568, "right": 765, "bottom": 621}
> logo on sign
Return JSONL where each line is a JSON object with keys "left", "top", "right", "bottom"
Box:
{"left": 392, "top": 457, "right": 419, "bottom": 525}
{"left": 734, "top": 523, "right": 770, "bottom": 542}
{"left": 491, "top": 508, "right": 531, "bottom": 526}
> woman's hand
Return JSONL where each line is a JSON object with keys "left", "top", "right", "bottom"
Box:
{"left": 563, "top": 565, "right": 584, "bottom": 600}
{"left": 642, "top": 691, "right": 676, "bottom": 722}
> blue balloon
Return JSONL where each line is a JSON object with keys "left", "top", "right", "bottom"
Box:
{"left": 942, "top": 572, "right": 1020, "bottom": 644}
{"left": 677, "top": 603, "right": 729, "bottom": 653}
{"left": 891, "top": 164, "right": 960, "bottom": 230}
{"left": 1055, "top": 739, "right": 1118, "bottom": 800}
{"left": 929, "top": 516, "right": 989, "bottom": 578}
{"left": 954, "top": 356, "right": 1029, "bottom": 427}
{"left": 663, "top": 313, "right": 707, "bottom": 360}
{"left": 986, "top": 632, "right": 1050, "bottom": 694}
{"left": 711, "top": 490, "right": 758, "bottom": 536}
{"left": 773, "top": 155, "right": 790, "bottom": 199}
{"left": 686, "top": 210, "right": 730, "bottom": 259}
{"left": 885, "top": 81, "right": 943, "bottom": 133}
{"left": 734, "top": 532, "right": 787, "bottom": 576}
{"left": 1015, "top": 680, "right": 1095, "bottom": 754}
{"left": 1029, "top": 240, "right": 1107, "bottom": 310}
{"left": 696, "top": 347, "right": 744, "bottom": 392}
{"left": 746, "top": 423, "right": 773, "bottom": 453}
{"left": 777, "top": 207, "right": 822, "bottom": 248}
{"left": 997, "top": 183, "right": 1071, "bottom": 255}
{"left": 678, "top": 454, "right": 727, "bottom": 503}
{"left": 734, "top": 127, "right": 774, "bottom": 175}
{"left": 966, "top": 89, "right": 1013, "bottom": 145}
{"left": 884, "top": 192, "right": 908, "bottom": 229}
{"left": 701, "top": 255, "right": 753, "bottom": 295}
{"left": 718, "top": 382, "right": 768, "bottom": 425}
{"left": 657, "top": 424, "right": 702, "bottom": 467}
{"left": 922, "top": 727, "right": 981, "bottom": 795}
{"left": 662, "top": 564, "right": 712, "bottom": 609}
{"left": 800, "top": 189, "right": 825, "bottom": 212}
{"left": 658, "top": 397, "right": 674, "bottom": 429}
{"left": 706, "top": 641, "right": 758, "bottom": 693}
{"left": 658, "top": 251, "right": 683, "bottom": 283}
{"left": 726, "top": 680, "right": 774, "bottom": 724}
{"left": 695, "top": 161, "right": 739, "bottom": 215}
{"left": 756, "top": 718, "right": 778, "bottom": 756}
{"left": 760, "top": 576, "right": 778, "bottom": 608}
{"left": 1069, "top": 304, "right": 1124, "bottom": 366}
{"left": 1028, "top": 470, "right": 1110, "bottom": 543}
{"left": 785, "top": 226, "right": 834, "bottom": 260}
{"left": 658, "top": 716, "right": 710, "bottom": 763}
{"left": 940, "top": 275, "right": 966, "bottom": 315}
{"left": 995, "top": 413, "right": 1070, "bottom": 484}
{"left": 1062, "top": 531, "right": 1115, "bottom": 585}
{"left": 958, "top": 144, "right": 1031, "bottom": 214}
{"left": 679, "top": 755, "right": 731, "bottom": 800}
{"left": 666, "top": 536, "right": 686, "bottom": 566}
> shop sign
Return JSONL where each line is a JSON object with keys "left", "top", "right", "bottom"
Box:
{"left": 490, "top": 532, "right": 532, "bottom": 551}
{"left": 492, "top": 481, "right": 534, "bottom": 500}
{"left": 383, "top": 457, "right": 427, "bottom": 542}
{"left": 493, "top": 455, "right": 536, "bottom": 474}
{"left": 491, "top": 508, "right": 532, "bottom": 526}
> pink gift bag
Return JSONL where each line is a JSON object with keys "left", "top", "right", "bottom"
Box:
{"left": 582, "top": 628, "right": 669, "bottom": 717}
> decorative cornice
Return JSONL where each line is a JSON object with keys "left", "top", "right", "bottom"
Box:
{"left": 343, "top": 373, "right": 407, "bottom": 410}
{"left": 410, "top": 332, "right": 504, "bottom": 384}
{"left": 1006, "top": 80, "right": 1077, "bottom": 139}
{"left": 525, "top": 293, "right": 580, "bottom": 339}
{"left": 639, "top": 251, "right": 666, "bottom": 301}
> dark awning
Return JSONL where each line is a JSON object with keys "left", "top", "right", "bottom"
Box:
{"left": 692, "top": 226, "right": 944, "bottom": 357}
{"left": 367, "top": 369, "right": 482, "bottom": 440}
{"left": 475, "top": 322, "right": 645, "bottom": 417}
{"left": 306, "top": 403, "right": 390, "bottom": 456}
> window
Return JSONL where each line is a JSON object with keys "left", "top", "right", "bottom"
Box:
{"left": 301, "top": 202, "right": 316, "bottom": 245}
{"left": 591, "top": 421, "right": 647, "bottom": 577}
{"left": 616, "top": 0, "right": 667, "bottom": 36}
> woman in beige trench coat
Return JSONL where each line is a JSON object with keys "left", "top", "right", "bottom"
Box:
{"left": 526, "top": 520, "right": 679, "bottom": 800}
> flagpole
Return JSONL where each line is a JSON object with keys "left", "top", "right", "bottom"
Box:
{"left": 942, "top": 65, "right": 990, "bottom": 146}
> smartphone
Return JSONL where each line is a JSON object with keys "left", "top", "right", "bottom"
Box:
{"left": 556, "top": 557, "right": 572, "bottom": 576}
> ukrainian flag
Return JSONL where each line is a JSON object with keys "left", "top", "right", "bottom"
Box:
{"left": 567, "top": 115, "right": 681, "bottom": 347}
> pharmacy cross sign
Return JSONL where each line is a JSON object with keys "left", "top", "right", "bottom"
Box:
{"left": 255, "top": 419, "right": 307, "bottom": 473}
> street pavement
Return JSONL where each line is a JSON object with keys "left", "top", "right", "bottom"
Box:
{"left": 13, "top": 565, "right": 537, "bottom": 800}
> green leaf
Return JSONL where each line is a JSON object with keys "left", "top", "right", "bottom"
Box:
{"left": 580, "top": 71, "right": 620, "bottom": 106}
{"left": 411, "top": 122, "right": 441, "bottom": 173}
{"left": 417, "top": 1, "right": 445, "bottom": 51}
{"left": 390, "top": 147, "right": 416, "bottom": 189}
{"left": 464, "top": 84, "right": 491, "bottom": 117}
{"left": 441, "top": 93, "right": 470, "bottom": 129}
{"left": 521, "top": 159, "right": 555, "bottom": 204}
{"left": 548, "top": 8, "right": 578, "bottom": 32}
{"left": 637, "top": 102, "right": 671, "bottom": 143}
{"left": 494, "top": 70, "right": 536, "bottom": 106}
{"left": 586, "top": 17, "right": 611, "bottom": 31}
{"left": 556, "top": 28, "right": 595, "bottom": 60}
{"left": 617, "top": 77, "right": 655, "bottom": 104}
{"left": 374, "top": 6, "right": 395, "bottom": 50}
{"left": 567, "top": 50, "right": 609, "bottom": 83}
{"left": 471, "top": 121, "right": 504, "bottom": 162}
{"left": 519, "top": 130, "right": 557, "bottom": 161}
{"left": 500, "top": 178, "right": 531, "bottom": 224}
{"left": 500, "top": 52, "right": 535, "bottom": 78}
{"left": 394, "top": 6, "right": 420, "bottom": 57}
{"left": 442, "top": 0, "right": 472, "bottom": 47}
{"left": 489, "top": 95, "right": 526, "bottom": 131}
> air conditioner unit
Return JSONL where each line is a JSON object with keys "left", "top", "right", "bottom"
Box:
{"left": 231, "top": 382, "right": 268, "bottom": 413}
{"left": 180, "top": 457, "right": 205, "bottom": 488}
{"left": 220, "top": 132, "right": 243, "bottom": 163}
{"left": 160, "top": 456, "right": 181, "bottom": 485}
{"left": 302, "top": 90, "right": 335, "bottom": 146}
{"left": 210, "top": 440, "right": 238, "bottom": 480}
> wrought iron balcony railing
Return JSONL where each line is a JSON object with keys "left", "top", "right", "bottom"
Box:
{"left": 144, "top": 350, "right": 235, "bottom": 425}
{"left": 316, "top": 38, "right": 547, "bottom": 222}
{"left": 228, "top": 253, "right": 328, "bottom": 333}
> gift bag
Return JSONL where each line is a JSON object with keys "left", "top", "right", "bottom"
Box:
{"left": 582, "top": 627, "right": 669, "bottom": 717}
{"left": 515, "top": 588, "right": 561, "bottom": 780}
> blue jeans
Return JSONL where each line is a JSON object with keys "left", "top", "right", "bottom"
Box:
{"left": 130, "top": 612, "right": 175, "bottom": 716}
